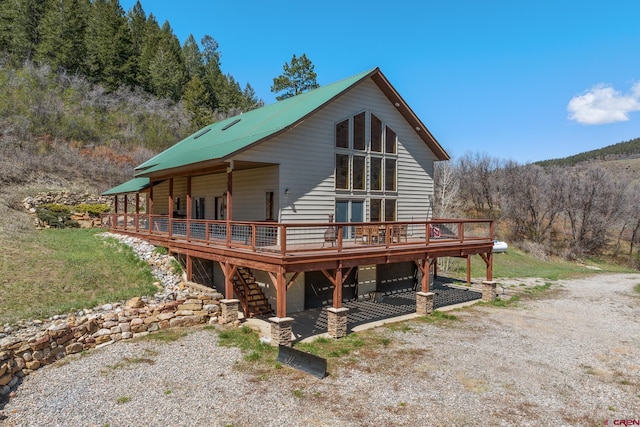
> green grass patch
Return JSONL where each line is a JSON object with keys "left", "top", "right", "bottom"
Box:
{"left": 0, "top": 228, "right": 158, "bottom": 325}
{"left": 444, "top": 246, "right": 635, "bottom": 281}
{"left": 483, "top": 295, "right": 521, "bottom": 307}
{"left": 294, "top": 333, "right": 366, "bottom": 359}
{"left": 415, "top": 310, "right": 459, "bottom": 324}
{"left": 116, "top": 396, "right": 131, "bottom": 404}
{"left": 217, "top": 326, "right": 277, "bottom": 364}
{"left": 634, "top": 283, "right": 640, "bottom": 294}
{"left": 136, "top": 328, "right": 190, "bottom": 343}
{"left": 523, "top": 282, "right": 553, "bottom": 295}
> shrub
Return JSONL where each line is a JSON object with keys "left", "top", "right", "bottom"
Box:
{"left": 75, "top": 203, "right": 111, "bottom": 216}
{"left": 36, "top": 204, "right": 79, "bottom": 228}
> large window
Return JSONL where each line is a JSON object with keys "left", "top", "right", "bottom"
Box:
{"left": 353, "top": 155, "right": 366, "bottom": 190}
{"left": 353, "top": 112, "right": 366, "bottom": 150}
{"left": 335, "top": 111, "right": 399, "bottom": 220}
{"left": 336, "top": 154, "right": 349, "bottom": 189}
{"left": 385, "top": 158, "right": 396, "bottom": 191}
{"left": 371, "top": 114, "right": 382, "bottom": 152}
{"left": 336, "top": 119, "right": 348, "bottom": 148}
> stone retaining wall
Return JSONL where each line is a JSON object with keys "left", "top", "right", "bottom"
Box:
{"left": 0, "top": 294, "right": 223, "bottom": 400}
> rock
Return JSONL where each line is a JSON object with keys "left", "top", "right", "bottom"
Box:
{"left": 0, "top": 362, "right": 7, "bottom": 376}
{"left": 65, "top": 342, "right": 83, "bottom": 355}
{"left": 93, "top": 328, "right": 112, "bottom": 338}
{"left": 169, "top": 316, "right": 203, "bottom": 328}
{"left": 126, "top": 296, "right": 145, "bottom": 308}
{"left": 95, "top": 335, "right": 112, "bottom": 345}
{"left": 30, "top": 335, "right": 51, "bottom": 351}
{"left": 25, "top": 360, "right": 40, "bottom": 370}
{"left": 0, "top": 372, "right": 13, "bottom": 386}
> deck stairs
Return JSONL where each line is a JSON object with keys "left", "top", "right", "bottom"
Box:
{"left": 233, "top": 267, "right": 273, "bottom": 317}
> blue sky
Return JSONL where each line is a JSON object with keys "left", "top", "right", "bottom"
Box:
{"left": 121, "top": 0, "right": 640, "bottom": 163}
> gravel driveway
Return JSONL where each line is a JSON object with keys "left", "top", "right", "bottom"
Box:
{"left": 1, "top": 273, "right": 639, "bottom": 427}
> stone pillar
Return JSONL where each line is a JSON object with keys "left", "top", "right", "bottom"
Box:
{"left": 269, "top": 317, "right": 294, "bottom": 347}
{"left": 415, "top": 291, "right": 435, "bottom": 315}
{"left": 482, "top": 281, "right": 497, "bottom": 302}
{"left": 219, "top": 299, "right": 240, "bottom": 324}
{"left": 326, "top": 307, "right": 349, "bottom": 338}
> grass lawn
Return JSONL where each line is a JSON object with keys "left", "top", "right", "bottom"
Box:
{"left": 0, "top": 228, "right": 158, "bottom": 325}
{"left": 444, "top": 246, "right": 636, "bottom": 281}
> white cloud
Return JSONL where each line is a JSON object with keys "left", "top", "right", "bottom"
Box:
{"left": 567, "top": 82, "right": 640, "bottom": 125}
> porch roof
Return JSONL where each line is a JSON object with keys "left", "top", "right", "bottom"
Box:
{"left": 102, "top": 177, "right": 150, "bottom": 195}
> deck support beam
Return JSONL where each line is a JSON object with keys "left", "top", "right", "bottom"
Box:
{"left": 479, "top": 252, "right": 493, "bottom": 281}
{"left": 221, "top": 261, "right": 238, "bottom": 300}
{"left": 414, "top": 258, "right": 431, "bottom": 293}
{"left": 271, "top": 267, "right": 287, "bottom": 318}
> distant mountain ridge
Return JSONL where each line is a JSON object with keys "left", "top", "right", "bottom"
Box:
{"left": 535, "top": 137, "right": 640, "bottom": 167}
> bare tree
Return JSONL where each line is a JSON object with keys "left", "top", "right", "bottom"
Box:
{"left": 499, "top": 163, "right": 565, "bottom": 244}
{"left": 457, "top": 151, "right": 501, "bottom": 217}
{"left": 433, "top": 160, "right": 461, "bottom": 218}
{"left": 564, "top": 164, "right": 627, "bottom": 256}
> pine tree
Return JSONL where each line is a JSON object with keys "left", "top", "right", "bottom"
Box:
{"left": 182, "top": 75, "right": 212, "bottom": 129}
{"left": 270, "top": 53, "right": 319, "bottom": 100}
{"left": 147, "top": 20, "right": 186, "bottom": 101}
{"left": 136, "top": 12, "right": 161, "bottom": 92}
{"left": 85, "top": 0, "right": 135, "bottom": 90}
{"left": 36, "top": 0, "right": 89, "bottom": 73}
{"left": 0, "top": 0, "right": 46, "bottom": 64}
{"left": 182, "top": 34, "right": 204, "bottom": 81}
{"left": 201, "top": 34, "right": 223, "bottom": 111}
{"left": 126, "top": 0, "right": 147, "bottom": 86}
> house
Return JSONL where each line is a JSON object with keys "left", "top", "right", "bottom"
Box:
{"left": 103, "top": 67, "right": 495, "bottom": 345}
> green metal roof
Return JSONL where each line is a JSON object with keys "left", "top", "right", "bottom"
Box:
{"left": 134, "top": 68, "right": 378, "bottom": 177}
{"left": 102, "top": 177, "right": 150, "bottom": 195}
{"left": 102, "top": 66, "right": 449, "bottom": 199}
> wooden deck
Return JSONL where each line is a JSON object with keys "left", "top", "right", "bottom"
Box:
{"left": 102, "top": 214, "right": 494, "bottom": 273}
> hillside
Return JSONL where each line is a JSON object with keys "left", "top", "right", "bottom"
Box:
{"left": 535, "top": 137, "right": 640, "bottom": 167}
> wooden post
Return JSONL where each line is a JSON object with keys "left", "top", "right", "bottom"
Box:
{"left": 186, "top": 254, "right": 192, "bottom": 282}
{"left": 333, "top": 263, "right": 343, "bottom": 309}
{"left": 135, "top": 193, "right": 140, "bottom": 232}
{"left": 186, "top": 176, "right": 192, "bottom": 241}
{"left": 224, "top": 262, "right": 234, "bottom": 300}
{"left": 226, "top": 166, "right": 233, "bottom": 247}
{"left": 168, "top": 178, "right": 174, "bottom": 238}
{"left": 276, "top": 269, "right": 286, "bottom": 318}
{"left": 149, "top": 181, "right": 154, "bottom": 215}
{"left": 466, "top": 255, "right": 471, "bottom": 285}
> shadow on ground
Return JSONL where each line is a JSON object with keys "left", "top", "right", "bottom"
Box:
{"left": 286, "top": 279, "right": 481, "bottom": 341}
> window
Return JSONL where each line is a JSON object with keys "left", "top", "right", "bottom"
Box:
{"left": 370, "top": 199, "right": 382, "bottom": 222}
{"left": 385, "top": 126, "right": 397, "bottom": 154}
{"left": 335, "top": 119, "right": 348, "bottom": 148}
{"left": 336, "top": 154, "right": 349, "bottom": 189}
{"left": 371, "top": 114, "right": 382, "bottom": 152}
{"left": 370, "top": 157, "right": 382, "bottom": 191}
{"left": 385, "top": 158, "right": 396, "bottom": 191}
{"left": 265, "top": 191, "right": 274, "bottom": 220}
{"left": 353, "top": 112, "right": 365, "bottom": 150}
{"left": 385, "top": 199, "right": 396, "bottom": 221}
{"left": 335, "top": 112, "right": 399, "bottom": 208}
{"left": 195, "top": 197, "right": 206, "bottom": 219}
{"left": 353, "top": 155, "right": 366, "bottom": 190}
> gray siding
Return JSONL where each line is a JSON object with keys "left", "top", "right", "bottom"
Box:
{"left": 233, "top": 78, "right": 437, "bottom": 224}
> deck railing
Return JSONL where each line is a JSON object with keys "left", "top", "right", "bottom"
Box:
{"left": 101, "top": 213, "right": 494, "bottom": 256}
